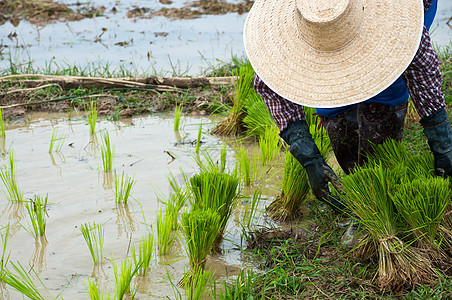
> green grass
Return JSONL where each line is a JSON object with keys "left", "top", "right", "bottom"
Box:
{"left": 114, "top": 171, "right": 136, "bottom": 204}
{"left": 0, "top": 150, "right": 24, "bottom": 202}
{"left": 80, "top": 222, "right": 105, "bottom": 264}
{"left": 25, "top": 194, "right": 48, "bottom": 237}
{"left": 101, "top": 131, "right": 114, "bottom": 172}
{"left": 48, "top": 128, "right": 66, "bottom": 153}
{"left": 156, "top": 209, "right": 177, "bottom": 256}
{"left": 131, "top": 233, "right": 154, "bottom": 276}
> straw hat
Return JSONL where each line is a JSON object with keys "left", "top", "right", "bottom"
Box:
{"left": 243, "top": 0, "right": 424, "bottom": 108}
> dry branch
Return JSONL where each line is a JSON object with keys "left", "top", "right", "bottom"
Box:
{"left": 0, "top": 74, "right": 233, "bottom": 90}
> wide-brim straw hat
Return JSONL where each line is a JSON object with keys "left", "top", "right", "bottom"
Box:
{"left": 243, "top": 0, "right": 424, "bottom": 108}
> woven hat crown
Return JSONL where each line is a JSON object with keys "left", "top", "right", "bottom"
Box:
{"left": 297, "top": 0, "right": 364, "bottom": 52}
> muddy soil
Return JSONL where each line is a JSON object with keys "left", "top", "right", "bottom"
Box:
{"left": 0, "top": 0, "right": 253, "bottom": 27}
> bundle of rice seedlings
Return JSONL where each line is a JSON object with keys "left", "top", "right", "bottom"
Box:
{"left": 193, "top": 145, "right": 231, "bottom": 174}
{"left": 259, "top": 125, "right": 282, "bottom": 165}
{"left": 266, "top": 150, "right": 309, "bottom": 221}
{"left": 183, "top": 267, "right": 215, "bottom": 300}
{"left": 25, "top": 194, "right": 48, "bottom": 237}
{"left": 131, "top": 233, "right": 154, "bottom": 276}
{"left": 156, "top": 209, "right": 177, "bottom": 256}
{"left": 391, "top": 177, "right": 450, "bottom": 247}
{"left": 214, "top": 61, "right": 254, "bottom": 136}
{"left": 86, "top": 277, "right": 111, "bottom": 300}
{"left": 340, "top": 164, "right": 438, "bottom": 290}
{"left": 113, "top": 256, "right": 140, "bottom": 300}
{"left": 188, "top": 172, "right": 240, "bottom": 248}
{"left": 242, "top": 92, "right": 275, "bottom": 138}
{"left": 180, "top": 210, "right": 221, "bottom": 281}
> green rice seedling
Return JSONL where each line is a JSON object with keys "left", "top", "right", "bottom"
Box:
{"left": 259, "top": 125, "right": 282, "bottom": 165}
{"left": 0, "top": 150, "right": 24, "bottom": 202}
{"left": 195, "top": 123, "right": 202, "bottom": 154}
{"left": 1, "top": 223, "right": 11, "bottom": 272}
{"left": 237, "top": 146, "right": 251, "bottom": 186}
{"left": 86, "top": 101, "right": 98, "bottom": 134}
{"left": 0, "top": 108, "right": 6, "bottom": 138}
{"left": 113, "top": 256, "right": 141, "bottom": 300}
{"left": 0, "top": 261, "right": 49, "bottom": 300}
{"left": 244, "top": 190, "right": 262, "bottom": 228}
{"left": 267, "top": 150, "right": 310, "bottom": 221}
{"left": 174, "top": 104, "right": 183, "bottom": 131}
{"left": 48, "top": 128, "right": 66, "bottom": 153}
{"left": 188, "top": 171, "right": 240, "bottom": 248}
{"left": 184, "top": 267, "right": 215, "bottom": 300}
{"left": 114, "top": 171, "right": 136, "bottom": 204}
{"left": 242, "top": 92, "right": 275, "bottom": 138}
{"left": 339, "top": 164, "right": 438, "bottom": 290}
{"left": 392, "top": 177, "right": 450, "bottom": 246}
{"left": 214, "top": 60, "right": 255, "bottom": 135}
{"left": 80, "top": 222, "right": 105, "bottom": 264}
{"left": 131, "top": 233, "right": 154, "bottom": 276}
{"left": 180, "top": 210, "right": 221, "bottom": 275}
{"left": 213, "top": 269, "right": 255, "bottom": 300}
{"left": 194, "top": 146, "right": 232, "bottom": 174}
{"left": 101, "top": 131, "right": 114, "bottom": 172}
{"left": 156, "top": 209, "right": 177, "bottom": 256}
{"left": 86, "top": 277, "right": 111, "bottom": 300}
{"left": 25, "top": 194, "right": 48, "bottom": 237}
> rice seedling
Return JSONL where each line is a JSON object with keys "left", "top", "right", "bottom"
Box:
{"left": 339, "top": 164, "right": 438, "bottom": 290}
{"left": 0, "top": 261, "right": 48, "bottom": 300}
{"left": 25, "top": 194, "right": 48, "bottom": 237}
{"left": 1, "top": 223, "right": 11, "bottom": 272}
{"left": 180, "top": 210, "right": 221, "bottom": 274}
{"left": 131, "top": 233, "right": 154, "bottom": 276}
{"left": 156, "top": 209, "right": 177, "bottom": 256}
{"left": 0, "top": 108, "right": 6, "bottom": 138}
{"left": 80, "top": 222, "right": 105, "bottom": 264}
{"left": 114, "top": 171, "right": 136, "bottom": 204}
{"left": 86, "top": 101, "right": 98, "bottom": 134}
{"left": 214, "top": 60, "right": 255, "bottom": 135}
{"left": 0, "top": 150, "right": 24, "bottom": 202}
{"left": 174, "top": 104, "right": 183, "bottom": 131}
{"left": 391, "top": 177, "right": 450, "bottom": 246}
{"left": 188, "top": 171, "right": 240, "bottom": 248}
{"left": 242, "top": 91, "right": 275, "bottom": 138}
{"left": 101, "top": 131, "right": 114, "bottom": 172}
{"left": 237, "top": 145, "right": 251, "bottom": 186}
{"left": 113, "top": 256, "right": 141, "bottom": 300}
{"left": 184, "top": 267, "right": 215, "bottom": 300}
{"left": 194, "top": 145, "right": 232, "bottom": 174}
{"left": 48, "top": 128, "right": 66, "bottom": 153}
{"left": 244, "top": 190, "right": 262, "bottom": 228}
{"left": 259, "top": 125, "right": 282, "bottom": 165}
{"left": 86, "top": 277, "right": 111, "bottom": 300}
{"left": 195, "top": 123, "right": 202, "bottom": 154}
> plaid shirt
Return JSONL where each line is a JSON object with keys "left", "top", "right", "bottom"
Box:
{"left": 255, "top": 0, "right": 444, "bottom": 132}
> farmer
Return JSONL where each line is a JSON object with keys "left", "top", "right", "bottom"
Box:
{"left": 243, "top": 0, "right": 450, "bottom": 233}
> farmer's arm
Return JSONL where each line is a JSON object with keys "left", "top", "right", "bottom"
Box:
{"left": 402, "top": 20, "right": 452, "bottom": 177}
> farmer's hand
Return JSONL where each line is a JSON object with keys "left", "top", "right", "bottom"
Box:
{"left": 421, "top": 107, "right": 452, "bottom": 177}
{"left": 280, "top": 120, "right": 346, "bottom": 212}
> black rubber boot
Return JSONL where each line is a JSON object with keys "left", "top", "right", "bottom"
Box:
{"left": 357, "top": 102, "right": 408, "bottom": 165}
{"left": 420, "top": 107, "right": 452, "bottom": 177}
{"left": 280, "top": 120, "right": 346, "bottom": 212}
{"left": 323, "top": 108, "right": 359, "bottom": 174}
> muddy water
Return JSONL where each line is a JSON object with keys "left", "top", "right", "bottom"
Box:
{"left": 0, "top": 112, "right": 284, "bottom": 299}
{"left": 1, "top": 0, "right": 451, "bottom": 75}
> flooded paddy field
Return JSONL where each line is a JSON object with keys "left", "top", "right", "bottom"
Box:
{"left": 0, "top": 112, "right": 284, "bottom": 299}
{"left": 0, "top": 0, "right": 451, "bottom": 75}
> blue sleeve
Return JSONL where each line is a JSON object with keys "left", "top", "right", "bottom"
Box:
{"left": 424, "top": 0, "right": 438, "bottom": 30}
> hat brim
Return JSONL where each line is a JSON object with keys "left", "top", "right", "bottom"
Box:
{"left": 243, "top": 0, "right": 424, "bottom": 108}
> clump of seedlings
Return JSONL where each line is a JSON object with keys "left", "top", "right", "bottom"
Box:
{"left": 188, "top": 171, "right": 240, "bottom": 249}
{"left": 131, "top": 233, "right": 154, "bottom": 276}
{"left": 25, "top": 194, "right": 48, "bottom": 237}
{"left": 1, "top": 223, "right": 11, "bottom": 272}
{"left": 113, "top": 256, "right": 141, "bottom": 300}
{"left": 0, "top": 108, "right": 6, "bottom": 138}
{"left": 86, "top": 277, "right": 111, "bottom": 300}
{"left": 86, "top": 101, "right": 98, "bottom": 134}
{"left": 179, "top": 209, "right": 221, "bottom": 283}
{"left": 48, "top": 128, "right": 66, "bottom": 153}
{"left": 101, "top": 131, "right": 114, "bottom": 172}
{"left": 114, "top": 171, "right": 136, "bottom": 204}
{"left": 0, "top": 150, "right": 24, "bottom": 202}
{"left": 195, "top": 123, "right": 202, "bottom": 154}
{"left": 156, "top": 209, "right": 177, "bottom": 256}
{"left": 0, "top": 261, "right": 49, "bottom": 300}
{"left": 259, "top": 125, "right": 282, "bottom": 165}
{"left": 242, "top": 91, "right": 275, "bottom": 138}
{"left": 174, "top": 104, "right": 184, "bottom": 131}
{"left": 80, "top": 222, "right": 105, "bottom": 264}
